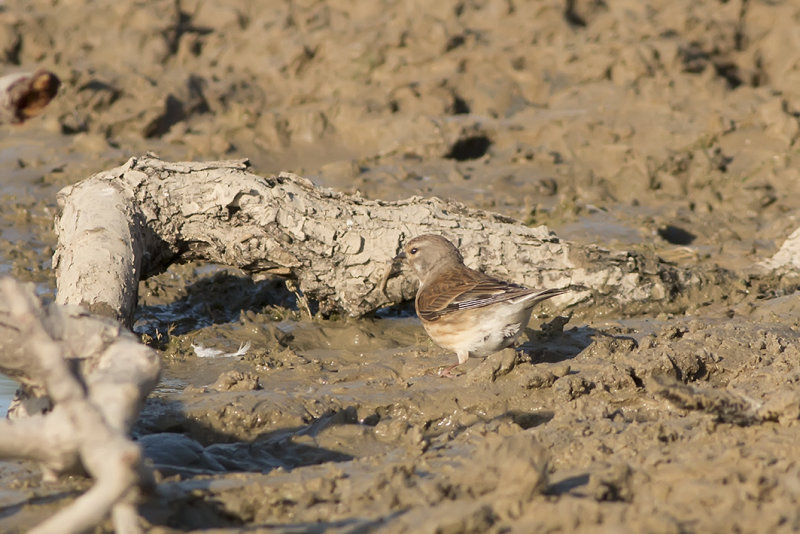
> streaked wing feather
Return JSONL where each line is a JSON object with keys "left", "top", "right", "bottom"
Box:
{"left": 416, "top": 269, "right": 489, "bottom": 320}
{"left": 417, "top": 267, "right": 569, "bottom": 321}
{"left": 449, "top": 279, "right": 527, "bottom": 309}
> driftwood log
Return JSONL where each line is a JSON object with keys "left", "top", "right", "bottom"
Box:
{"left": 54, "top": 156, "right": 711, "bottom": 326}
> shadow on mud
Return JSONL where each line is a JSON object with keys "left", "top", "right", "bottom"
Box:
{"left": 135, "top": 404, "right": 360, "bottom": 476}
{"left": 133, "top": 269, "right": 299, "bottom": 339}
{"left": 134, "top": 400, "right": 376, "bottom": 528}
{"left": 519, "top": 322, "right": 612, "bottom": 364}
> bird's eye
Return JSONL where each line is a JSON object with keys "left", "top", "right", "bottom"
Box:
{"left": 409, "top": 247, "right": 418, "bottom": 255}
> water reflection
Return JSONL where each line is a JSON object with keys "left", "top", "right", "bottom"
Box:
{"left": 0, "top": 374, "right": 17, "bottom": 417}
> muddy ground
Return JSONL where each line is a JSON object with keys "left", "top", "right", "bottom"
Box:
{"left": 3, "top": 0, "right": 800, "bottom": 532}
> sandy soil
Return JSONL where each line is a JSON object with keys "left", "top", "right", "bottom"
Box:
{"left": 3, "top": 0, "right": 800, "bottom": 532}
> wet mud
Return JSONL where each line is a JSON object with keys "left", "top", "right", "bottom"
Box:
{"left": 3, "top": 0, "right": 800, "bottom": 532}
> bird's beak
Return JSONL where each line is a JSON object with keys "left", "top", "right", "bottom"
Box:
{"left": 393, "top": 251, "right": 407, "bottom": 263}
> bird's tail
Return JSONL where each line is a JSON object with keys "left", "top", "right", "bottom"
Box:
{"left": 522, "top": 286, "right": 574, "bottom": 307}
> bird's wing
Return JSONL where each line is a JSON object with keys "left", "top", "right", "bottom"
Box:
{"left": 417, "top": 268, "right": 565, "bottom": 321}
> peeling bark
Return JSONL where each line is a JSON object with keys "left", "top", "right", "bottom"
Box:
{"left": 55, "top": 156, "right": 716, "bottom": 325}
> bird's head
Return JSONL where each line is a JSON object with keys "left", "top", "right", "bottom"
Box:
{"left": 395, "top": 234, "right": 464, "bottom": 285}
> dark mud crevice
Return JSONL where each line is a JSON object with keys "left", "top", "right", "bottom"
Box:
{"left": 143, "top": 76, "right": 211, "bottom": 138}
{"left": 547, "top": 473, "right": 590, "bottom": 495}
{"left": 657, "top": 224, "right": 696, "bottom": 245}
{"left": 563, "top": 0, "right": 607, "bottom": 28}
{"left": 446, "top": 135, "right": 492, "bottom": 161}
{"left": 448, "top": 93, "right": 470, "bottom": 115}
{"left": 678, "top": 41, "right": 757, "bottom": 90}
{"left": 714, "top": 61, "right": 745, "bottom": 89}
{"left": 507, "top": 410, "right": 555, "bottom": 430}
{"left": 161, "top": 2, "right": 214, "bottom": 59}
{"left": 143, "top": 95, "right": 186, "bottom": 138}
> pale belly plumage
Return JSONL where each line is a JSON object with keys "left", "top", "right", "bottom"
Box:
{"left": 422, "top": 302, "right": 534, "bottom": 364}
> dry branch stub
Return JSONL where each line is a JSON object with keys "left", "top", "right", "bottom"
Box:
{"left": 55, "top": 156, "right": 714, "bottom": 324}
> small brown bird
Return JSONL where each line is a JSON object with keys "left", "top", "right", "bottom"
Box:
{"left": 396, "top": 234, "right": 570, "bottom": 376}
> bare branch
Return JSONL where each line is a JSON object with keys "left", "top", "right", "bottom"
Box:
{"left": 0, "top": 279, "right": 158, "bottom": 534}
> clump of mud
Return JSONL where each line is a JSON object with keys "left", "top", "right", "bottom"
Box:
{"left": 3, "top": 0, "right": 800, "bottom": 532}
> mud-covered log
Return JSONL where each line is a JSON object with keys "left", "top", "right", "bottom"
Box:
{"left": 54, "top": 156, "right": 719, "bottom": 324}
{"left": 0, "top": 69, "right": 60, "bottom": 124}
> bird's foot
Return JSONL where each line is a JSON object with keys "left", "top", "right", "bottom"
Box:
{"left": 437, "top": 364, "right": 462, "bottom": 378}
